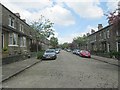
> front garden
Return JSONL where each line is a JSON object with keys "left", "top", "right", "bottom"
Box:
{"left": 91, "top": 50, "right": 120, "bottom": 60}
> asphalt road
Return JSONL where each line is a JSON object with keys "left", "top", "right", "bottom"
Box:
{"left": 3, "top": 50, "right": 118, "bottom": 88}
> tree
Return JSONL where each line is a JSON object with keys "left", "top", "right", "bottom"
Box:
{"left": 104, "top": 1, "right": 120, "bottom": 26}
{"left": 73, "top": 35, "right": 87, "bottom": 49}
{"left": 61, "top": 42, "right": 69, "bottom": 49}
{"left": 30, "top": 15, "right": 54, "bottom": 39}
{"left": 50, "top": 36, "right": 58, "bottom": 48}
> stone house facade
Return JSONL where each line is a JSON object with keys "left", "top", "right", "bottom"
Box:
{"left": 86, "top": 24, "right": 120, "bottom": 53}
{"left": 1, "top": 4, "right": 50, "bottom": 57}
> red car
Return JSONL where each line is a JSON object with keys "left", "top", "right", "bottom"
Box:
{"left": 79, "top": 50, "right": 91, "bottom": 58}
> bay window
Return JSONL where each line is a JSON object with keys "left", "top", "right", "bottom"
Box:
{"left": 20, "top": 37, "right": 26, "bottom": 47}
{"left": 9, "top": 33, "right": 18, "bottom": 46}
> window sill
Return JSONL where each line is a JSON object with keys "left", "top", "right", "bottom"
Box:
{"left": 8, "top": 45, "right": 18, "bottom": 47}
{"left": 20, "top": 46, "right": 26, "bottom": 47}
{"left": 8, "top": 25, "right": 15, "bottom": 29}
{"left": 20, "top": 30, "right": 24, "bottom": 33}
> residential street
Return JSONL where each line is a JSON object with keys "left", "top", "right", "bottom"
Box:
{"left": 2, "top": 50, "right": 118, "bottom": 88}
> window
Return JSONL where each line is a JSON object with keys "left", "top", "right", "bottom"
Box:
{"left": 13, "top": 33, "right": 17, "bottom": 45}
{"left": 104, "top": 32, "right": 106, "bottom": 39}
{"left": 107, "top": 30, "right": 110, "bottom": 38}
{"left": 94, "top": 35, "right": 96, "bottom": 41}
{"left": 107, "top": 43, "right": 110, "bottom": 52}
{"left": 20, "top": 24, "right": 24, "bottom": 33}
{"left": 20, "top": 37, "right": 26, "bottom": 47}
{"left": 9, "top": 16, "right": 15, "bottom": 28}
{"left": 116, "top": 30, "right": 118, "bottom": 36}
{"left": 23, "top": 37, "right": 26, "bottom": 47}
{"left": 99, "top": 33, "right": 101, "bottom": 37}
{"left": 2, "top": 33, "right": 4, "bottom": 48}
{"left": 116, "top": 42, "right": 120, "bottom": 52}
{"left": 9, "top": 33, "right": 18, "bottom": 46}
{"left": 9, "top": 33, "right": 13, "bottom": 45}
{"left": 101, "top": 32, "right": 103, "bottom": 39}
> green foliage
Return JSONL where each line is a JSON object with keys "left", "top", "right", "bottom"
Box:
{"left": 37, "top": 51, "right": 45, "bottom": 59}
{"left": 73, "top": 35, "right": 87, "bottom": 48}
{"left": 50, "top": 36, "right": 58, "bottom": 48}
{"left": 30, "top": 15, "right": 54, "bottom": 39}
{"left": 60, "top": 42, "right": 69, "bottom": 49}
{"left": 109, "top": 51, "right": 120, "bottom": 58}
{"left": 2, "top": 47, "right": 8, "bottom": 52}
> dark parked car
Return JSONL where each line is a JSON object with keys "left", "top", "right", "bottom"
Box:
{"left": 42, "top": 49, "right": 57, "bottom": 60}
{"left": 79, "top": 50, "right": 91, "bottom": 58}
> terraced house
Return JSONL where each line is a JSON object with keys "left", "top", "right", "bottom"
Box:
{"left": 0, "top": 4, "right": 49, "bottom": 58}
{"left": 86, "top": 24, "right": 120, "bottom": 53}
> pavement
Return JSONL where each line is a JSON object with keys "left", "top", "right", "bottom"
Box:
{"left": 91, "top": 55, "right": 119, "bottom": 67}
{"left": 2, "top": 57, "right": 41, "bottom": 82}
{"left": 1, "top": 54, "right": 119, "bottom": 83}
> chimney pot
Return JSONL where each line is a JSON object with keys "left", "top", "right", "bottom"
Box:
{"left": 15, "top": 13, "right": 20, "bottom": 18}
{"left": 98, "top": 24, "right": 103, "bottom": 30}
{"left": 87, "top": 33, "right": 90, "bottom": 36}
{"left": 91, "top": 29, "right": 95, "bottom": 34}
{"left": 22, "top": 19, "right": 26, "bottom": 22}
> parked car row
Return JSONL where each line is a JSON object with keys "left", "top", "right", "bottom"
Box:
{"left": 72, "top": 49, "right": 91, "bottom": 58}
{"left": 42, "top": 48, "right": 61, "bottom": 60}
{"left": 65, "top": 49, "right": 71, "bottom": 52}
{"left": 72, "top": 49, "right": 80, "bottom": 55}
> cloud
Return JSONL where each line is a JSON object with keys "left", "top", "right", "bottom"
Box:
{"left": 38, "top": 5, "right": 75, "bottom": 26}
{"left": 1, "top": 0, "right": 75, "bottom": 26}
{"left": 106, "top": 0, "right": 119, "bottom": 11}
{"left": 58, "top": 36, "right": 73, "bottom": 44}
{"left": 58, "top": 32, "right": 85, "bottom": 44}
{"left": 56, "top": 0, "right": 104, "bottom": 19}
{"left": 1, "top": 0, "right": 32, "bottom": 20}
{"left": 58, "top": 24, "right": 100, "bottom": 44}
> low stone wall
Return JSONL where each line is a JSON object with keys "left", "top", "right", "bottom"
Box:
{"left": 2, "top": 52, "right": 37, "bottom": 65}
{"left": 91, "top": 52, "right": 120, "bottom": 60}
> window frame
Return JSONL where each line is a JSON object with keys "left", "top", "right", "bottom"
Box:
{"left": 8, "top": 33, "right": 18, "bottom": 46}
{"left": 20, "top": 24, "right": 24, "bottom": 33}
{"left": 2, "top": 33, "right": 4, "bottom": 48}
{"left": 107, "top": 30, "right": 110, "bottom": 38}
{"left": 8, "top": 16, "right": 15, "bottom": 28}
{"left": 116, "top": 42, "right": 120, "bottom": 52}
{"left": 20, "top": 36, "right": 26, "bottom": 47}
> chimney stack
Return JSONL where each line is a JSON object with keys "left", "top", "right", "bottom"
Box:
{"left": 98, "top": 24, "right": 103, "bottom": 30}
{"left": 22, "top": 19, "right": 26, "bottom": 22}
{"left": 15, "top": 13, "right": 20, "bottom": 18}
{"left": 91, "top": 29, "right": 95, "bottom": 34}
{"left": 87, "top": 33, "right": 90, "bottom": 36}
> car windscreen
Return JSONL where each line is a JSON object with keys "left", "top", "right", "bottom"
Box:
{"left": 45, "top": 50, "right": 55, "bottom": 53}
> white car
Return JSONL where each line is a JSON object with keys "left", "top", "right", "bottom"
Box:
{"left": 55, "top": 49, "right": 60, "bottom": 54}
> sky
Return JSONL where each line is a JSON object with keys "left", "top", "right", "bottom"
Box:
{"left": 0, "top": 0, "right": 119, "bottom": 44}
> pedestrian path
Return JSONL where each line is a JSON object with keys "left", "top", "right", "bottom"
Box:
{"left": 2, "top": 57, "right": 41, "bottom": 82}
{"left": 91, "top": 55, "right": 119, "bottom": 67}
